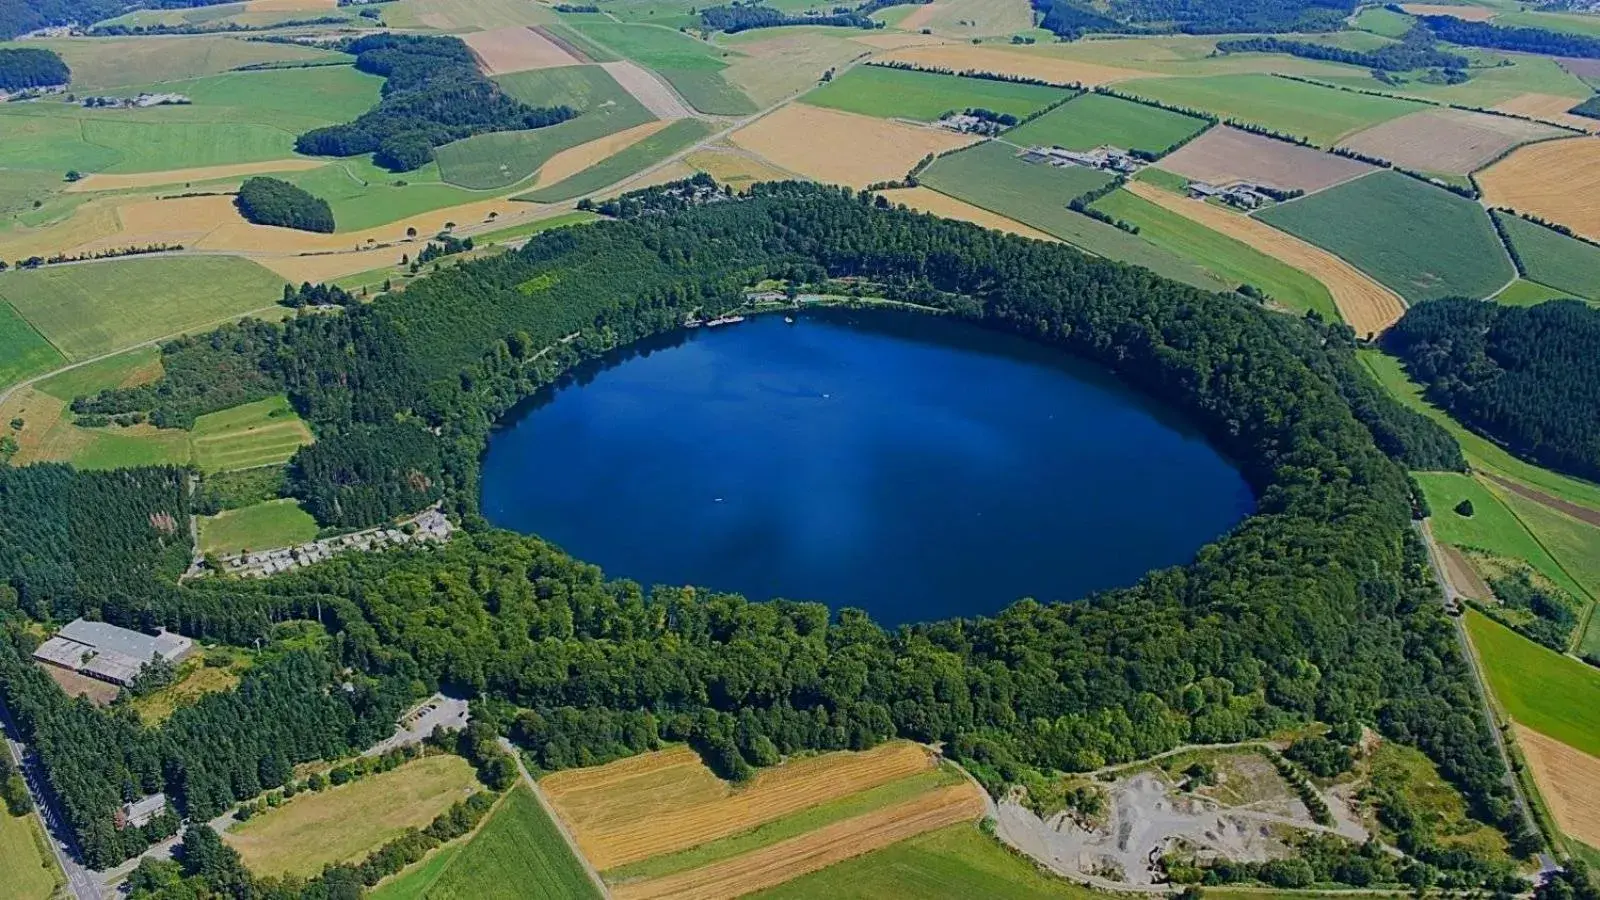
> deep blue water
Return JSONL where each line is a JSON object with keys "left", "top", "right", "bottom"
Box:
{"left": 481, "top": 309, "right": 1255, "bottom": 625}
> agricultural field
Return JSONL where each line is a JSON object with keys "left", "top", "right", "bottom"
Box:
{"left": 462, "top": 26, "right": 587, "bottom": 75}
{"left": 878, "top": 187, "right": 1058, "bottom": 242}
{"left": 1418, "top": 471, "right": 1592, "bottom": 604}
{"left": 889, "top": 0, "right": 1036, "bottom": 38}
{"left": 1256, "top": 170, "right": 1514, "bottom": 303}
{"left": 518, "top": 119, "right": 714, "bottom": 202}
{"left": 1481, "top": 137, "right": 1600, "bottom": 241}
{"left": 1116, "top": 74, "right": 1425, "bottom": 146}
{"left": 0, "top": 302, "right": 65, "bottom": 392}
{"left": 190, "top": 395, "right": 314, "bottom": 472}
{"left": 380, "top": 0, "right": 554, "bottom": 31}
{"left": 1124, "top": 181, "right": 1400, "bottom": 333}
{"left": 1005, "top": 93, "right": 1209, "bottom": 155}
{"left": 1154, "top": 125, "right": 1374, "bottom": 193}
{"left": 224, "top": 754, "right": 480, "bottom": 878}
{"left": 0, "top": 806, "right": 63, "bottom": 900}
{"left": 1493, "top": 209, "right": 1600, "bottom": 300}
{"left": 563, "top": 21, "right": 757, "bottom": 115}
{"left": 876, "top": 44, "right": 1155, "bottom": 86}
{"left": 1468, "top": 609, "right": 1600, "bottom": 761}
{"left": 804, "top": 65, "right": 1069, "bottom": 122}
{"left": 33, "top": 345, "right": 161, "bottom": 401}
{"left": 1495, "top": 279, "right": 1579, "bottom": 307}
{"left": 1336, "top": 108, "right": 1564, "bottom": 175}
{"left": 715, "top": 27, "right": 876, "bottom": 109}
{"left": 198, "top": 499, "right": 319, "bottom": 556}
{"left": 729, "top": 104, "right": 978, "bottom": 190}
{"left": 1515, "top": 724, "right": 1600, "bottom": 848}
{"left": 1090, "top": 188, "right": 1336, "bottom": 318}
{"left": 17, "top": 35, "right": 347, "bottom": 92}
{"left": 748, "top": 822, "right": 1100, "bottom": 900}
{"left": 917, "top": 142, "right": 1234, "bottom": 292}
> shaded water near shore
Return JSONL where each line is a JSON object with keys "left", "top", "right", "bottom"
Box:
{"left": 482, "top": 308, "right": 1254, "bottom": 625}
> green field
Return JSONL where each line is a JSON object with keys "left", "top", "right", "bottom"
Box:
{"left": 190, "top": 394, "right": 313, "bottom": 473}
{"left": 1005, "top": 93, "right": 1210, "bottom": 155}
{"left": 14, "top": 35, "right": 347, "bottom": 93}
{"left": 1358, "top": 349, "right": 1600, "bottom": 512}
{"left": 434, "top": 68, "right": 656, "bottom": 190}
{"left": 198, "top": 498, "right": 319, "bottom": 555}
{"left": 1257, "top": 171, "right": 1514, "bottom": 303}
{"left": 565, "top": 21, "right": 757, "bottom": 115}
{"left": 1495, "top": 279, "right": 1579, "bottom": 307}
{"left": 1352, "top": 5, "right": 1417, "bottom": 37}
{"left": 284, "top": 160, "right": 483, "bottom": 233}
{"left": 1090, "top": 188, "right": 1337, "bottom": 318}
{"left": 0, "top": 301, "right": 66, "bottom": 391}
{"left": 0, "top": 256, "right": 286, "bottom": 361}
{"left": 1116, "top": 73, "right": 1423, "bottom": 146}
{"left": 70, "top": 422, "right": 192, "bottom": 471}
{"left": 603, "top": 768, "right": 966, "bottom": 882}
{"left": 1494, "top": 210, "right": 1600, "bottom": 301}
{"left": 1495, "top": 9, "right": 1600, "bottom": 37}
{"left": 33, "top": 346, "right": 160, "bottom": 401}
{"left": 516, "top": 119, "right": 714, "bottom": 202}
{"left": 1466, "top": 609, "right": 1600, "bottom": 758}
{"left": 371, "top": 842, "right": 466, "bottom": 900}
{"left": 1419, "top": 472, "right": 1591, "bottom": 603}
{"left": 414, "top": 784, "right": 600, "bottom": 900}
{"left": 750, "top": 822, "right": 1100, "bottom": 900}
{"left": 804, "top": 65, "right": 1069, "bottom": 122}
{"left": 473, "top": 211, "right": 600, "bottom": 245}
{"left": 0, "top": 809, "right": 64, "bottom": 900}
{"left": 919, "top": 142, "right": 1232, "bottom": 292}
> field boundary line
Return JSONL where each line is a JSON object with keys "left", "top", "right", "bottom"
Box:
{"left": 502, "top": 737, "right": 611, "bottom": 898}
{"left": 1476, "top": 473, "right": 1599, "bottom": 656}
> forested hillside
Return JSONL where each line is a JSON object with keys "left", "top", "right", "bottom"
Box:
{"left": 0, "top": 47, "right": 70, "bottom": 91}
{"left": 1385, "top": 298, "right": 1600, "bottom": 482}
{"left": 0, "top": 0, "right": 235, "bottom": 39}
{"left": 1031, "top": 0, "right": 1358, "bottom": 37}
{"left": 0, "top": 184, "right": 1531, "bottom": 886}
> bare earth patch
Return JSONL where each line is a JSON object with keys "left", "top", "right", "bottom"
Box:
{"left": 541, "top": 742, "right": 937, "bottom": 870}
{"left": 1515, "top": 724, "right": 1600, "bottom": 847}
{"left": 1492, "top": 93, "right": 1599, "bottom": 133}
{"left": 1126, "top": 181, "right": 1406, "bottom": 336}
{"left": 65, "top": 160, "right": 327, "bottom": 193}
{"left": 879, "top": 186, "right": 1058, "bottom": 242}
{"left": 1480, "top": 136, "right": 1600, "bottom": 240}
{"left": 1158, "top": 125, "right": 1375, "bottom": 193}
{"left": 601, "top": 60, "right": 692, "bottom": 120}
{"left": 38, "top": 662, "right": 120, "bottom": 705}
{"left": 878, "top": 44, "right": 1153, "bottom": 85}
{"left": 1338, "top": 108, "right": 1562, "bottom": 174}
{"left": 463, "top": 26, "right": 582, "bottom": 75}
{"left": 534, "top": 120, "right": 670, "bottom": 189}
{"left": 1399, "top": 3, "right": 1496, "bottom": 19}
{"left": 730, "top": 104, "right": 978, "bottom": 189}
{"left": 610, "top": 782, "right": 987, "bottom": 900}
{"left": 1440, "top": 545, "right": 1492, "bottom": 600}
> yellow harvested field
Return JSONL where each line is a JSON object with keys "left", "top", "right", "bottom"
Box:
{"left": 256, "top": 246, "right": 409, "bottom": 283}
{"left": 730, "top": 104, "right": 978, "bottom": 189}
{"left": 462, "top": 26, "right": 581, "bottom": 75}
{"left": 602, "top": 60, "right": 693, "bottom": 119}
{"left": 1515, "top": 725, "right": 1600, "bottom": 847}
{"left": 246, "top": 0, "right": 336, "bottom": 9}
{"left": 1337, "top": 108, "right": 1562, "bottom": 175}
{"left": 892, "top": 0, "right": 1034, "bottom": 38}
{"left": 686, "top": 148, "right": 800, "bottom": 186}
{"left": 534, "top": 121, "right": 670, "bottom": 189}
{"left": 77, "top": 195, "right": 242, "bottom": 254}
{"left": 0, "top": 199, "right": 124, "bottom": 262}
{"left": 541, "top": 741, "right": 937, "bottom": 869}
{"left": 1492, "top": 93, "right": 1599, "bottom": 133}
{"left": 879, "top": 186, "right": 1057, "bottom": 242}
{"left": 611, "top": 782, "right": 987, "bottom": 900}
{"left": 1126, "top": 181, "right": 1406, "bottom": 335}
{"left": 1399, "top": 3, "right": 1496, "bottom": 19}
{"left": 1480, "top": 137, "right": 1600, "bottom": 240}
{"left": 898, "top": 2, "right": 940, "bottom": 30}
{"left": 0, "top": 388, "right": 92, "bottom": 467}
{"left": 65, "top": 160, "right": 327, "bottom": 193}
{"left": 225, "top": 754, "right": 479, "bottom": 878}
{"left": 877, "top": 44, "right": 1152, "bottom": 85}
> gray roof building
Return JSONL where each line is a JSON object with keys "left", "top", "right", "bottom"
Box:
{"left": 32, "top": 619, "right": 192, "bottom": 687}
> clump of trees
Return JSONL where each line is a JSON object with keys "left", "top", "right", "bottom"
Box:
{"left": 1216, "top": 28, "right": 1468, "bottom": 73}
{"left": 235, "top": 177, "right": 335, "bottom": 233}
{"left": 700, "top": 3, "right": 876, "bottom": 32}
{"left": 1419, "top": 14, "right": 1600, "bottom": 59}
{"left": 294, "top": 34, "right": 576, "bottom": 172}
{"left": 0, "top": 47, "right": 69, "bottom": 91}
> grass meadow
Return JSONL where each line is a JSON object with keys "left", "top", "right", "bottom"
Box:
{"left": 1496, "top": 279, "right": 1579, "bottom": 307}
{"left": 190, "top": 394, "right": 313, "bottom": 472}
{"left": 0, "top": 301, "right": 65, "bottom": 391}
{"left": 517, "top": 118, "right": 714, "bottom": 202}
{"left": 1090, "top": 187, "right": 1337, "bottom": 318}
{"left": 198, "top": 499, "right": 320, "bottom": 556}
{"left": 1116, "top": 73, "right": 1422, "bottom": 146}
{"left": 1367, "top": 742, "right": 1510, "bottom": 861}
{"left": 370, "top": 841, "right": 465, "bottom": 900}
{"left": 564, "top": 21, "right": 756, "bottom": 114}
{"left": 1418, "top": 471, "right": 1591, "bottom": 603}
{"left": 0, "top": 808, "right": 63, "bottom": 900}
{"left": 1257, "top": 171, "right": 1514, "bottom": 303}
{"left": 16, "top": 35, "right": 347, "bottom": 93}
{"left": 1466, "top": 609, "right": 1600, "bottom": 759}
{"left": 495, "top": 65, "right": 631, "bottom": 111}
{"left": 285, "top": 161, "right": 482, "bottom": 233}
{"left": 1494, "top": 210, "right": 1600, "bottom": 301}
{"left": 225, "top": 754, "right": 479, "bottom": 879}
{"left": 804, "top": 65, "right": 1070, "bottom": 122}
{"left": 0, "top": 256, "right": 286, "bottom": 361}
{"left": 420, "top": 784, "right": 600, "bottom": 900}
{"left": 1005, "top": 93, "right": 1209, "bottom": 155}
{"left": 749, "top": 822, "right": 1100, "bottom": 900}
{"left": 918, "top": 142, "right": 1231, "bottom": 292}
{"left": 34, "top": 345, "right": 161, "bottom": 401}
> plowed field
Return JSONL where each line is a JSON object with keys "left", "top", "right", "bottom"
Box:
{"left": 463, "top": 27, "right": 583, "bottom": 74}
{"left": 1125, "top": 181, "right": 1405, "bottom": 335}
{"left": 1515, "top": 725, "right": 1600, "bottom": 847}
{"left": 1338, "top": 108, "right": 1562, "bottom": 174}
{"left": 729, "top": 105, "right": 978, "bottom": 189}
{"left": 1157, "top": 126, "right": 1373, "bottom": 192}
{"left": 541, "top": 742, "right": 936, "bottom": 869}
{"left": 610, "top": 782, "right": 987, "bottom": 900}
{"left": 1480, "top": 136, "right": 1600, "bottom": 240}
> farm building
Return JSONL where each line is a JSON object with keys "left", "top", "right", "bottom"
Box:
{"left": 1188, "top": 181, "right": 1273, "bottom": 210}
{"left": 32, "top": 619, "right": 192, "bottom": 687}
{"left": 1022, "top": 144, "right": 1143, "bottom": 174}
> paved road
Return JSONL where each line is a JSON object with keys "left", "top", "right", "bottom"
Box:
{"left": 0, "top": 699, "right": 101, "bottom": 900}
{"left": 1417, "top": 519, "right": 1559, "bottom": 878}
{"left": 501, "top": 738, "right": 610, "bottom": 899}
{"left": 364, "top": 694, "right": 469, "bottom": 758}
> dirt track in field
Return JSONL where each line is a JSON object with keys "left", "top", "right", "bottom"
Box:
{"left": 65, "top": 159, "right": 327, "bottom": 193}
{"left": 1480, "top": 136, "right": 1600, "bottom": 241}
{"left": 541, "top": 742, "right": 937, "bottom": 870}
{"left": 879, "top": 186, "right": 1058, "bottom": 242}
{"left": 602, "top": 60, "right": 693, "bottom": 120}
{"left": 1481, "top": 472, "right": 1600, "bottom": 528}
{"left": 1337, "top": 108, "right": 1562, "bottom": 175}
{"left": 610, "top": 782, "right": 986, "bottom": 900}
{"left": 463, "top": 26, "right": 583, "bottom": 74}
{"left": 1515, "top": 724, "right": 1600, "bottom": 847}
{"left": 878, "top": 44, "right": 1152, "bottom": 85}
{"left": 1439, "top": 544, "right": 1491, "bottom": 600}
{"left": 1126, "top": 181, "right": 1406, "bottom": 336}
{"left": 730, "top": 104, "right": 978, "bottom": 189}
{"left": 1159, "top": 126, "right": 1374, "bottom": 193}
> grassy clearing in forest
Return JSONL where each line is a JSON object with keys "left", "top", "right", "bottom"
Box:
{"left": 198, "top": 499, "right": 320, "bottom": 556}
{"left": 1367, "top": 741, "right": 1510, "bottom": 860}
{"left": 1005, "top": 92, "right": 1209, "bottom": 155}
{"left": 1465, "top": 609, "right": 1600, "bottom": 759}
{"left": 190, "top": 395, "right": 313, "bottom": 473}
{"left": 804, "top": 65, "right": 1069, "bottom": 122}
